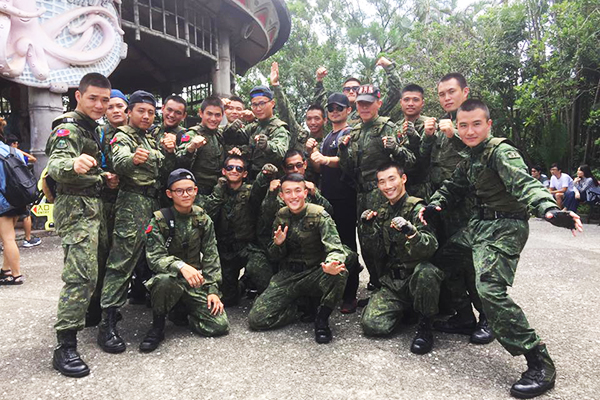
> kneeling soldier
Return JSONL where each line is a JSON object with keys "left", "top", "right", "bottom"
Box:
{"left": 360, "top": 162, "right": 444, "bottom": 354}
{"left": 248, "top": 174, "right": 348, "bottom": 343}
{"left": 140, "top": 169, "right": 229, "bottom": 352}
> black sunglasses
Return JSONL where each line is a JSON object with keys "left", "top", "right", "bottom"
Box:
{"left": 327, "top": 104, "right": 345, "bottom": 112}
{"left": 343, "top": 86, "right": 360, "bottom": 93}
{"left": 225, "top": 165, "right": 245, "bottom": 172}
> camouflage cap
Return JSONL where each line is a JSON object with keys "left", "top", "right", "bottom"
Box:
{"left": 355, "top": 85, "right": 381, "bottom": 103}
{"left": 167, "top": 168, "right": 196, "bottom": 188}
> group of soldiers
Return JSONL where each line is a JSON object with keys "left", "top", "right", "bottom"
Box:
{"left": 45, "top": 57, "right": 582, "bottom": 399}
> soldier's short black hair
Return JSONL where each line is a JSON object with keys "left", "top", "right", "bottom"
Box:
{"left": 281, "top": 173, "right": 305, "bottom": 185}
{"left": 457, "top": 99, "right": 490, "bottom": 120}
{"left": 284, "top": 149, "right": 305, "bottom": 164}
{"left": 223, "top": 155, "right": 247, "bottom": 169}
{"left": 200, "top": 96, "right": 224, "bottom": 113}
{"left": 376, "top": 161, "right": 405, "bottom": 177}
{"left": 531, "top": 165, "right": 543, "bottom": 173}
{"left": 78, "top": 73, "right": 111, "bottom": 94}
{"left": 439, "top": 73, "right": 468, "bottom": 89}
{"left": 164, "top": 95, "right": 187, "bottom": 108}
{"left": 306, "top": 104, "right": 325, "bottom": 118}
{"left": 343, "top": 77, "right": 362, "bottom": 86}
{"left": 401, "top": 84, "right": 424, "bottom": 97}
{"left": 550, "top": 163, "right": 561, "bottom": 171}
{"left": 228, "top": 95, "right": 245, "bottom": 105}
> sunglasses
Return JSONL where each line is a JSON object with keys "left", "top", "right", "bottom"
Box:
{"left": 343, "top": 86, "right": 360, "bottom": 93}
{"left": 170, "top": 187, "right": 195, "bottom": 196}
{"left": 225, "top": 165, "right": 245, "bottom": 172}
{"left": 285, "top": 162, "right": 305, "bottom": 170}
{"left": 327, "top": 104, "right": 345, "bottom": 112}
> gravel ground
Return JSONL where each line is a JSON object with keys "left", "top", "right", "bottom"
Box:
{"left": 1, "top": 219, "right": 599, "bottom": 400}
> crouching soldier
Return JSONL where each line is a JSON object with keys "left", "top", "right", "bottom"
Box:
{"left": 140, "top": 169, "right": 229, "bottom": 352}
{"left": 360, "top": 162, "right": 444, "bottom": 354}
{"left": 248, "top": 173, "right": 348, "bottom": 343}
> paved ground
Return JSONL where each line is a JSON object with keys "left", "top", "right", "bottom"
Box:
{"left": 1, "top": 219, "right": 599, "bottom": 400}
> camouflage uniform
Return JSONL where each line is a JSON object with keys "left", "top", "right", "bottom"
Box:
{"left": 176, "top": 124, "right": 225, "bottom": 196}
{"left": 420, "top": 112, "right": 481, "bottom": 315}
{"left": 248, "top": 204, "right": 348, "bottom": 330}
{"left": 46, "top": 111, "right": 106, "bottom": 333}
{"left": 429, "top": 136, "right": 559, "bottom": 356}
{"left": 203, "top": 172, "right": 271, "bottom": 305}
{"left": 313, "top": 63, "right": 402, "bottom": 127}
{"left": 338, "top": 116, "right": 415, "bottom": 285}
{"left": 241, "top": 116, "right": 290, "bottom": 179}
{"left": 149, "top": 123, "right": 181, "bottom": 207}
{"left": 145, "top": 205, "right": 229, "bottom": 336}
{"left": 360, "top": 194, "right": 443, "bottom": 335}
{"left": 100, "top": 125, "right": 164, "bottom": 309}
{"left": 397, "top": 115, "right": 430, "bottom": 199}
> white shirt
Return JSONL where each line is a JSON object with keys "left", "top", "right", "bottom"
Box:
{"left": 550, "top": 173, "right": 573, "bottom": 192}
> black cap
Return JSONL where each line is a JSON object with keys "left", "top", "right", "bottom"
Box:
{"left": 250, "top": 85, "right": 273, "bottom": 100}
{"left": 355, "top": 85, "right": 381, "bottom": 103}
{"left": 167, "top": 168, "right": 196, "bottom": 188}
{"left": 327, "top": 93, "right": 350, "bottom": 108}
{"left": 129, "top": 90, "right": 156, "bottom": 108}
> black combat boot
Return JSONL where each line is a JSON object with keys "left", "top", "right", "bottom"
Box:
{"left": 314, "top": 306, "right": 333, "bottom": 344}
{"left": 433, "top": 306, "right": 476, "bottom": 335}
{"left": 470, "top": 313, "right": 494, "bottom": 344}
{"left": 97, "top": 307, "right": 126, "bottom": 353}
{"left": 139, "top": 313, "right": 166, "bottom": 353}
{"left": 411, "top": 316, "right": 434, "bottom": 354}
{"left": 510, "top": 344, "right": 556, "bottom": 399}
{"left": 53, "top": 330, "right": 90, "bottom": 378}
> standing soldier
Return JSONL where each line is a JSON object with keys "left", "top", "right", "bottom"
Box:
{"left": 360, "top": 162, "right": 443, "bottom": 354}
{"left": 221, "top": 95, "right": 252, "bottom": 153}
{"left": 98, "top": 90, "right": 175, "bottom": 353}
{"left": 48, "top": 73, "right": 116, "bottom": 377}
{"left": 338, "top": 84, "right": 415, "bottom": 290}
{"left": 242, "top": 85, "right": 290, "bottom": 180}
{"left": 153, "top": 95, "right": 188, "bottom": 145}
{"left": 420, "top": 99, "right": 583, "bottom": 398}
{"left": 139, "top": 169, "right": 229, "bottom": 353}
{"left": 248, "top": 174, "right": 348, "bottom": 344}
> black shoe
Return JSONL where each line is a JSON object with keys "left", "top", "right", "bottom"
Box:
{"left": 139, "top": 314, "right": 166, "bottom": 353}
{"left": 356, "top": 297, "right": 370, "bottom": 308}
{"left": 433, "top": 313, "right": 476, "bottom": 335}
{"left": 510, "top": 344, "right": 556, "bottom": 399}
{"left": 97, "top": 307, "right": 126, "bottom": 353}
{"left": 314, "top": 306, "right": 333, "bottom": 344}
{"left": 53, "top": 330, "right": 90, "bottom": 378}
{"left": 411, "top": 317, "right": 434, "bottom": 355}
{"left": 340, "top": 299, "right": 357, "bottom": 314}
{"left": 366, "top": 282, "right": 377, "bottom": 291}
{"left": 470, "top": 314, "right": 494, "bottom": 344}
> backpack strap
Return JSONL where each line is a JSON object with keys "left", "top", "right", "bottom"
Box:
{"left": 158, "top": 207, "right": 176, "bottom": 248}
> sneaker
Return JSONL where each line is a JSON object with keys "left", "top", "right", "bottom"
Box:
{"left": 23, "top": 236, "right": 41, "bottom": 248}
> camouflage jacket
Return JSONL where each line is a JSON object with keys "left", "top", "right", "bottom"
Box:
{"left": 145, "top": 205, "right": 222, "bottom": 295}
{"left": 176, "top": 124, "right": 225, "bottom": 190}
{"left": 241, "top": 116, "right": 290, "bottom": 175}
{"left": 268, "top": 203, "right": 347, "bottom": 269}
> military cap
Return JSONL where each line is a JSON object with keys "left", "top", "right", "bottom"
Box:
{"left": 167, "top": 168, "right": 196, "bottom": 188}
{"left": 110, "top": 89, "right": 129, "bottom": 104}
{"left": 327, "top": 93, "right": 350, "bottom": 108}
{"left": 129, "top": 90, "right": 156, "bottom": 108}
{"left": 250, "top": 85, "right": 274, "bottom": 100}
{"left": 355, "top": 85, "right": 381, "bottom": 103}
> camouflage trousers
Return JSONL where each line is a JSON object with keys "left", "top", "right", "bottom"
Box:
{"left": 146, "top": 273, "right": 229, "bottom": 337}
{"left": 90, "top": 196, "right": 117, "bottom": 315}
{"left": 470, "top": 218, "right": 540, "bottom": 356}
{"left": 54, "top": 195, "right": 103, "bottom": 332}
{"left": 101, "top": 190, "right": 159, "bottom": 309}
{"left": 248, "top": 265, "right": 348, "bottom": 330}
{"left": 361, "top": 262, "right": 444, "bottom": 336}
{"left": 357, "top": 188, "right": 387, "bottom": 286}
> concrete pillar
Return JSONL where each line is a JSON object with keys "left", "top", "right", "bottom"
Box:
{"left": 28, "top": 88, "right": 64, "bottom": 179}
{"left": 212, "top": 28, "right": 231, "bottom": 97}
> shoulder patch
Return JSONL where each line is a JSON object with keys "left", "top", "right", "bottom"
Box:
{"left": 56, "top": 129, "right": 70, "bottom": 137}
{"left": 145, "top": 224, "right": 153, "bottom": 234}
{"left": 109, "top": 136, "right": 118, "bottom": 145}
{"left": 180, "top": 134, "right": 190, "bottom": 143}
{"left": 506, "top": 150, "right": 520, "bottom": 159}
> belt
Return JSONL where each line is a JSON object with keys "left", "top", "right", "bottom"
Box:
{"left": 101, "top": 187, "right": 119, "bottom": 202}
{"left": 390, "top": 267, "right": 411, "bottom": 280}
{"left": 121, "top": 185, "right": 159, "bottom": 199}
{"left": 478, "top": 208, "right": 528, "bottom": 221}
{"left": 358, "top": 181, "right": 378, "bottom": 193}
{"left": 57, "top": 183, "right": 102, "bottom": 198}
{"left": 286, "top": 261, "right": 308, "bottom": 273}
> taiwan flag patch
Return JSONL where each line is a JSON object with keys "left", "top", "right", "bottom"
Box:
{"left": 145, "top": 224, "right": 153, "bottom": 234}
{"left": 110, "top": 137, "right": 118, "bottom": 145}
{"left": 56, "top": 129, "right": 70, "bottom": 137}
{"left": 180, "top": 134, "right": 190, "bottom": 143}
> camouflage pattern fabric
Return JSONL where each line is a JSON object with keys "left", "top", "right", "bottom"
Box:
{"left": 239, "top": 116, "right": 290, "bottom": 179}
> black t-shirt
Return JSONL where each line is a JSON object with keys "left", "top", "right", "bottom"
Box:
{"left": 320, "top": 127, "right": 356, "bottom": 200}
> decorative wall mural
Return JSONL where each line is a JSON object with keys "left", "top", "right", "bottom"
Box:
{"left": 0, "top": 0, "right": 126, "bottom": 89}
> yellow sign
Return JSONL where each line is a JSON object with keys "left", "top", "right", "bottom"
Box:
{"left": 31, "top": 203, "right": 55, "bottom": 231}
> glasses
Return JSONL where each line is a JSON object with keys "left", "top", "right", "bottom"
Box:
{"left": 327, "top": 104, "right": 345, "bottom": 112}
{"left": 343, "top": 86, "right": 360, "bottom": 93}
{"left": 225, "top": 165, "right": 245, "bottom": 172}
{"left": 251, "top": 101, "right": 269, "bottom": 109}
{"left": 285, "top": 162, "right": 304, "bottom": 171}
{"left": 170, "top": 187, "right": 195, "bottom": 196}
